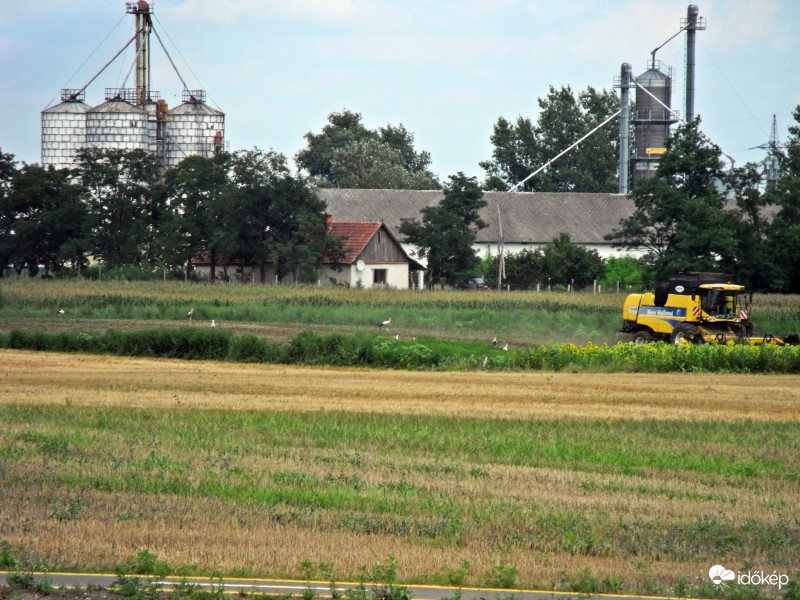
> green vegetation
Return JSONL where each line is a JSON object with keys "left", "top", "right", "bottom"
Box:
{"left": 4, "top": 326, "right": 800, "bottom": 373}
{"left": 2, "top": 279, "right": 798, "bottom": 346}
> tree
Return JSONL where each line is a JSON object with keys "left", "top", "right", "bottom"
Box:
{"left": 165, "top": 148, "right": 342, "bottom": 284}
{"left": 295, "top": 110, "right": 373, "bottom": 182}
{"left": 330, "top": 139, "right": 439, "bottom": 189}
{"left": 540, "top": 233, "right": 604, "bottom": 288}
{"left": 483, "top": 248, "right": 544, "bottom": 290}
{"left": 161, "top": 152, "right": 231, "bottom": 280}
{"left": 764, "top": 104, "right": 800, "bottom": 292}
{"left": 481, "top": 85, "right": 619, "bottom": 192}
{"left": 608, "top": 119, "right": 739, "bottom": 282}
{"left": 725, "top": 162, "right": 783, "bottom": 291}
{"left": 482, "top": 236, "right": 603, "bottom": 290}
{"left": 296, "top": 110, "right": 439, "bottom": 189}
{"left": 0, "top": 150, "right": 18, "bottom": 275}
{"left": 599, "top": 256, "right": 644, "bottom": 291}
{"left": 399, "top": 173, "right": 486, "bottom": 288}
{"left": 1, "top": 164, "right": 88, "bottom": 276}
{"left": 77, "top": 147, "right": 163, "bottom": 269}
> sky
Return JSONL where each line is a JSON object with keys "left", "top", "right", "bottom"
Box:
{"left": 1, "top": 0, "right": 798, "bottom": 183}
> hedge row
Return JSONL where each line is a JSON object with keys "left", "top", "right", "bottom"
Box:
{"left": 2, "top": 328, "right": 800, "bottom": 373}
{"left": 0, "top": 328, "right": 472, "bottom": 370}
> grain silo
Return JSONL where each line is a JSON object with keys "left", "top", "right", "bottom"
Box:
{"left": 86, "top": 90, "right": 149, "bottom": 153}
{"left": 165, "top": 90, "right": 226, "bottom": 169}
{"left": 40, "top": 90, "right": 91, "bottom": 169}
{"left": 41, "top": 1, "right": 225, "bottom": 170}
{"left": 631, "top": 61, "right": 678, "bottom": 183}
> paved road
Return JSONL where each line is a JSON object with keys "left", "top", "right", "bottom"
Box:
{"left": 0, "top": 571, "right": 681, "bottom": 600}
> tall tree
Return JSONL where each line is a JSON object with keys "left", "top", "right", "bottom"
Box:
{"left": 0, "top": 150, "right": 18, "bottom": 275}
{"left": 295, "top": 110, "right": 373, "bottom": 182}
{"left": 77, "top": 147, "right": 162, "bottom": 269}
{"left": 184, "top": 149, "right": 344, "bottom": 283}
{"left": 1, "top": 164, "right": 88, "bottom": 276}
{"left": 330, "top": 139, "right": 439, "bottom": 189}
{"left": 725, "top": 162, "right": 782, "bottom": 291}
{"left": 161, "top": 152, "right": 231, "bottom": 280}
{"left": 399, "top": 173, "right": 486, "bottom": 288}
{"left": 481, "top": 85, "right": 619, "bottom": 192}
{"left": 765, "top": 104, "right": 800, "bottom": 292}
{"left": 608, "top": 119, "right": 739, "bottom": 282}
{"left": 296, "top": 110, "right": 439, "bottom": 189}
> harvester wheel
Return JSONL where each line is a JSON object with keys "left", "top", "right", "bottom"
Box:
{"left": 671, "top": 323, "right": 702, "bottom": 345}
{"left": 633, "top": 331, "right": 652, "bottom": 345}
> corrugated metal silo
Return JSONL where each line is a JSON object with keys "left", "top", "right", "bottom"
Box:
{"left": 632, "top": 61, "right": 678, "bottom": 183}
{"left": 164, "top": 90, "right": 225, "bottom": 169}
{"left": 41, "top": 90, "right": 91, "bottom": 169}
{"left": 86, "top": 89, "right": 149, "bottom": 153}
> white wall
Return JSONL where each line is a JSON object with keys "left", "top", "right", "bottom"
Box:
{"left": 401, "top": 242, "right": 646, "bottom": 262}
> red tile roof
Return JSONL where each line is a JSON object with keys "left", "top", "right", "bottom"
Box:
{"left": 327, "top": 221, "right": 381, "bottom": 264}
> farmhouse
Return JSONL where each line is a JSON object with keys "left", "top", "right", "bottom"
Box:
{"left": 192, "top": 219, "right": 423, "bottom": 289}
{"left": 319, "top": 221, "right": 424, "bottom": 288}
{"left": 318, "top": 189, "right": 641, "bottom": 261}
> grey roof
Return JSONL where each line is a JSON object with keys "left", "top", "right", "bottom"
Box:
{"left": 88, "top": 99, "right": 146, "bottom": 114}
{"left": 42, "top": 100, "right": 91, "bottom": 114}
{"left": 168, "top": 101, "right": 224, "bottom": 116}
{"left": 318, "top": 189, "right": 636, "bottom": 245}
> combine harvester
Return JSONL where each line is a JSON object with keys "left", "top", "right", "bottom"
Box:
{"left": 621, "top": 272, "right": 800, "bottom": 345}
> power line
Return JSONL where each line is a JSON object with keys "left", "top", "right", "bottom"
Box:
{"left": 698, "top": 37, "right": 768, "bottom": 140}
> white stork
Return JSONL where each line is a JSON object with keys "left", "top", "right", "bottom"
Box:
{"left": 187, "top": 307, "right": 194, "bottom": 320}
{"left": 379, "top": 318, "right": 391, "bottom": 328}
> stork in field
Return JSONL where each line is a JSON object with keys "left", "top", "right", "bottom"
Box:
{"left": 503, "top": 342, "right": 509, "bottom": 352}
{"left": 211, "top": 319, "right": 216, "bottom": 328}
{"left": 187, "top": 307, "right": 194, "bottom": 320}
{"left": 57, "top": 309, "right": 65, "bottom": 317}
{"left": 379, "top": 318, "right": 391, "bottom": 328}
{"left": 492, "top": 336, "right": 497, "bottom": 346}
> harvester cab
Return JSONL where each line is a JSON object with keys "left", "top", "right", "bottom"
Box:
{"left": 621, "top": 272, "right": 798, "bottom": 346}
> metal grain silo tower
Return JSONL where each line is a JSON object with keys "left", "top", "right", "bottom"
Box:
{"left": 86, "top": 90, "right": 149, "bottom": 152}
{"left": 165, "top": 90, "right": 226, "bottom": 169}
{"left": 41, "top": 90, "right": 91, "bottom": 169}
{"left": 631, "top": 60, "right": 678, "bottom": 183}
{"left": 41, "top": 1, "right": 225, "bottom": 169}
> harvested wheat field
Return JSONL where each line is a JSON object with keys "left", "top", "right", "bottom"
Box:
{"left": 1, "top": 349, "right": 798, "bottom": 596}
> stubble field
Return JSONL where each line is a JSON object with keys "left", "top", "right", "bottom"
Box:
{"left": 1, "top": 349, "right": 799, "bottom": 597}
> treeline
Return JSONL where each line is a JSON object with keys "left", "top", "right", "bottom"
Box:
{"left": 3, "top": 96, "right": 800, "bottom": 291}
{"left": 0, "top": 147, "right": 344, "bottom": 282}
{"left": 608, "top": 116, "right": 800, "bottom": 292}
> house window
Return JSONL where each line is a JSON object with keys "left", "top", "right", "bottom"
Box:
{"left": 373, "top": 269, "right": 387, "bottom": 286}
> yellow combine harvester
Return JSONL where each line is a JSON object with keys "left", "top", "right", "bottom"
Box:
{"left": 621, "top": 272, "right": 800, "bottom": 345}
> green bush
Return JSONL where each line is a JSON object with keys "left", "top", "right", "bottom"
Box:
{"left": 228, "top": 334, "right": 283, "bottom": 363}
